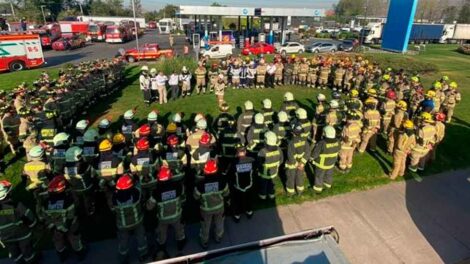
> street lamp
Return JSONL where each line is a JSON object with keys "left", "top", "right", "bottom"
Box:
{"left": 131, "top": 0, "right": 140, "bottom": 53}
{"left": 40, "top": 5, "right": 46, "bottom": 24}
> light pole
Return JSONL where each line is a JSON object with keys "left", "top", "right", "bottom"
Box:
{"left": 131, "top": 0, "right": 140, "bottom": 52}
{"left": 79, "top": 3, "right": 84, "bottom": 16}
{"left": 40, "top": 5, "right": 46, "bottom": 24}
{"left": 9, "top": 0, "right": 16, "bottom": 20}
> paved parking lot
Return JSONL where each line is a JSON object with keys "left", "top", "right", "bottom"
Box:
{"left": 43, "top": 31, "right": 190, "bottom": 67}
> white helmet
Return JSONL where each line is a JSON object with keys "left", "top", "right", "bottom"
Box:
{"left": 284, "top": 92, "right": 294, "bottom": 102}
{"left": 317, "top": 93, "right": 326, "bottom": 102}
{"left": 150, "top": 68, "right": 157, "bottom": 74}
{"left": 324, "top": 125, "right": 336, "bottom": 139}
{"left": 296, "top": 108, "right": 307, "bottom": 120}
{"left": 141, "top": 65, "right": 149, "bottom": 72}
{"left": 244, "top": 100, "right": 254, "bottom": 111}
{"left": 278, "top": 111, "right": 289, "bottom": 123}
{"left": 173, "top": 113, "right": 182, "bottom": 123}
{"left": 194, "top": 113, "right": 205, "bottom": 123}
{"left": 265, "top": 131, "right": 277, "bottom": 146}
{"left": 329, "top": 100, "right": 339, "bottom": 109}
{"left": 262, "top": 99, "right": 272, "bottom": 109}
{"left": 254, "top": 113, "right": 264, "bottom": 125}
{"left": 182, "top": 66, "right": 188, "bottom": 72}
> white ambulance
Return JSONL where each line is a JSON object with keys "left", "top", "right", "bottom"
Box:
{"left": 0, "top": 33, "right": 45, "bottom": 72}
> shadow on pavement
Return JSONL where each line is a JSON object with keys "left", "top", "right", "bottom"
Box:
{"left": 44, "top": 52, "right": 93, "bottom": 67}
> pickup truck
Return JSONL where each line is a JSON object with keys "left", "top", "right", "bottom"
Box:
{"left": 123, "top": 43, "right": 173, "bottom": 62}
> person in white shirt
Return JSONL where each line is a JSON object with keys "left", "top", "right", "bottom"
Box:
{"left": 139, "top": 66, "right": 151, "bottom": 105}
{"left": 156, "top": 71, "right": 168, "bottom": 104}
{"left": 149, "top": 68, "right": 158, "bottom": 102}
{"left": 266, "top": 62, "right": 276, "bottom": 88}
{"left": 168, "top": 71, "right": 180, "bottom": 101}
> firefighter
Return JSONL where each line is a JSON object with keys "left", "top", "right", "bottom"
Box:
{"left": 318, "top": 64, "right": 330, "bottom": 89}
{"left": 310, "top": 126, "right": 340, "bottom": 193}
{"left": 247, "top": 62, "right": 257, "bottom": 88}
{"left": 325, "top": 100, "right": 341, "bottom": 129}
{"left": 130, "top": 138, "right": 158, "bottom": 201}
{"left": 409, "top": 112, "right": 436, "bottom": 172}
{"left": 192, "top": 132, "right": 217, "bottom": 182}
{"left": 345, "top": 89, "right": 363, "bottom": 111}
{"left": 73, "top": 120, "right": 89, "bottom": 147}
{"left": 256, "top": 59, "right": 267, "bottom": 88}
{"left": 23, "top": 146, "right": 51, "bottom": 213}
{"left": 51, "top": 132, "right": 70, "bottom": 174}
{"left": 237, "top": 101, "right": 255, "bottom": 140}
{"left": 96, "top": 138, "right": 124, "bottom": 209}
{"left": 139, "top": 66, "right": 151, "bottom": 104}
{"left": 18, "top": 107, "right": 33, "bottom": 143}
{"left": 273, "top": 111, "right": 291, "bottom": 151}
{"left": 195, "top": 62, "right": 207, "bottom": 94}
{"left": 261, "top": 99, "right": 274, "bottom": 129}
{"left": 338, "top": 110, "right": 362, "bottom": 172}
{"left": 146, "top": 166, "right": 186, "bottom": 255}
{"left": 295, "top": 108, "right": 312, "bottom": 141}
{"left": 387, "top": 100, "right": 408, "bottom": 153}
{"left": 214, "top": 74, "right": 226, "bottom": 106}
{"left": 194, "top": 159, "right": 230, "bottom": 249}
{"left": 231, "top": 62, "right": 241, "bottom": 89}
{"left": 228, "top": 146, "right": 255, "bottom": 222}
{"left": 280, "top": 92, "right": 299, "bottom": 118}
{"left": 431, "top": 81, "right": 445, "bottom": 112}
{"left": 307, "top": 59, "right": 318, "bottom": 88}
{"left": 82, "top": 128, "right": 100, "bottom": 165}
{"left": 358, "top": 98, "right": 381, "bottom": 153}
{"left": 121, "top": 110, "right": 137, "bottom": 150}
{"left": 208, "top": 63, "right": 219, "bottom": 92}
{"left": 429, "top": 112, "right": 446, "bottom": 161}
{"left": 146, "top": 110, "right": 165, "bottom": 152}
{"left": 161, "top": 135, "right": 187, "bottom": 184}
{"left": 312, "top": 93, "right": 327, "bottom": 142}
{"left": 442, "top": 81, "right": 461, "bottom": 123}
{"left": 0, "top": 180, "right": 38, "bottom": 264}
{"left": 389, "top": 120, "right": 416, "bottom": 180}
{"left": 274, "top": 59, "right": 284, "bottom": 86}
{"left": 283, "top": 59, "right": 294, "bottom": 85}
{"left": 64, "top": 146, "right": 95, "bottom": 216}
{"left": 257, "top": 131, "right": 284, "bottom": 200}
{"left": 40, "top": 175, "right": 86, "bottom": 262}
{"left": 333, "top": 64, "right": 345, "bottom": 91}
{"left": 1, "top": 106, "right": 21, "bottom": 154}
{"left": 213, "top": 102, "right": 235, "bottom": 137}
{"left": 381, "top": 90, "right": 397, "bottom": 135}
{"left": 179, "top": 66, "right": 192, "bottom": 97}
{"left": 112, "top": 174, "right": 148, "bottom": 263}
{"left": 298, "top": 58, "right": 309, "bottom": 86}
{"left": 285, "top": 124, "right": 310, "bottom": 196}
{"left": 246, "top": 113, "right": 267, "bottom": 155}
{"left": 292, "top": 57, "right": 300, "bottom": 84}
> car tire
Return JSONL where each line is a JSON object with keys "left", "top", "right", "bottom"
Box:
{"left": 314, "top": 49, "right": 319, "bottom": 53}
{"left": 298, "top": 49, "right": 303, "bottom": 54}
{"left": 331, "top": 49, "right": 336, "bottom": 53}
{"left": 281, "top": 50, "right": 286, "bottom": 56}
{"left": 127, "top": 56, "right": 136, "bottom": 63}
{"left": 9, "top": 60, "right": 25, "bottom": 71}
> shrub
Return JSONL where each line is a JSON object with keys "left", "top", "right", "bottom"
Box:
{"left": 364, "top": 55, "right": 439, "bottom": 74}
{"left": 457, "top": 44, "right": 470, "bottom": 55}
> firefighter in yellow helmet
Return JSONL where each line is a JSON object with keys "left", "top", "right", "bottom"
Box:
{"left": 387, "top": 100, "right": 409, "bottom": 153}
{"left": 310, "top": 126, "right": 340, "bottom": 193}
{"left": 257, "top": 131, "right": 284, "bottom": 200}
{"left": 285, "top": 123, "right": 311, "bottom": 196}
{"left": 389, "top": 120, "right": 416, "bottom": 180}
{"left": 442, "top": 81, "right": 461, "bottom": 123}
{"left": 358, "top": 98, "right": 381, "bottom": 153}
{"left": 409, "top": 112, "right": 436, "bottom": 172}
{"left": 338, "top": 110, "right": 363, "bottom": 172}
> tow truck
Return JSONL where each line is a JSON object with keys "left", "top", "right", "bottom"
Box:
{"left": 123, "top": 43, "right": 173, "bottom": 62}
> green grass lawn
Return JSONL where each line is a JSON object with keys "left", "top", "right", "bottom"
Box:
{"left": 0, "top": 44, "right": 469, "bottom": 251}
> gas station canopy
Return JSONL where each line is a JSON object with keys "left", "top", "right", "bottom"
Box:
{"left": 179, "top": 5, "right": 325, "bottom": 17}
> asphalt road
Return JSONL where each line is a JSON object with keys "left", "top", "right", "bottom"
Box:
{"left": 43, "top": 30, "right": 190, "bottom": 67}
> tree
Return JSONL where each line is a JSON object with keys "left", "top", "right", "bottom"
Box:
{"left": 442, "top": 5, "right": 458, "bottom": 23}
{"left": 89, "top": 0, "right": 132, "bottom": 16}
{"left": 144, "top": 10, "right": 158, "bottom": 22}
{"left": 210, "top": 2, "right": 224, "bottom": 7}
{"left": 458, "top": 0, "right": 470, "bottom": 23}
{"left": 156, "top": 4, "right": 177, "bottom": 19}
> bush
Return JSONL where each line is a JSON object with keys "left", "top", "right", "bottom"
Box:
{"left": 457, "top": 44, "right": 470, "bottom": 55}
{"left": 364, "top": 55, "right": 439, "bottom": 74}
{"left": 150, "top": 56, "right": 198, "bottom": 75}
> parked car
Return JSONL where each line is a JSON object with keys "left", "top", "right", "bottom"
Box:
{"left": 307, "top": 42, "right": 338, "bottom": 53}
{"left": 124, "top": 43, "right": 173, "bottom": 62}
{"left": 276, "top": 42, "right": 305, "bottom": 55}
{"left": 338, "top": 40, "right": 355, "bottom": 52}
{"left": 200, "top": 44, "right": 233, "bottom": 59}
{"left": 52, "top": 34, "right": 86, "bottom": 51}
{"left": 241, "top": 42, "right": 275, "bottom": 55}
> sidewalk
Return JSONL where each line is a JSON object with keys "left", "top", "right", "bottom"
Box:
{"left": 3, "top": 169, "right": 470, "bottom": 264}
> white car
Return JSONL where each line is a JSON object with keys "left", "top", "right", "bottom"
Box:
{"left": 277, "top": 42, "right": 305, "bottom": 55}
{"left": 200, "top": 44, "right": 233, "bottom": 59}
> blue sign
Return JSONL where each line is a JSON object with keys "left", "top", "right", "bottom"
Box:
{"left": 381, "top": 0, "right": 418, "bottom": 53}
{"left": 242, "top": 8, "right": 248, "bottom": 15}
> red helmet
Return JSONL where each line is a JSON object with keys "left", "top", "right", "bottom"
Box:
{"left": 48, "top": 175, "right": 66, "bottom": 193}
{"left": 166, "top": 135, "right": 179, "bottom": 146}
{"left": 136, "top": 138, "right": 149, "bottom": 151}
{"left": 158, "top": 166, "right": 172, "bottom": 181}
{"left": 386, "top": 90, "right": 397, "bottom": 100}
{"left": 204, "top": 159, "right": 218, "bottom": 175}
{"left": 139, "top": 124, "right": 151, "bottom": 137}
{"left": 199, "top": 132, "right": 212, "bottom": 145}
{"left": 435, "top": 112, "right": 446, "bottom": 122}
{"left": 116, "top": 174, "right": 133, "bottom": 190}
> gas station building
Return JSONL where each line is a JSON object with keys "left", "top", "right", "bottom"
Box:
{"left": 178, "top": 5, "right": 325, "bottom": 46}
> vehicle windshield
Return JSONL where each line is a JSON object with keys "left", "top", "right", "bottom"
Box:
{"left": 159, "top": 22, "right": 168, "bottom": 27}
{"left": 89, "top": 25, "right": 99, "bottom": 32}
{"left": 281, "top": 43, "right": 289, "bottom": 47}
{"left": 309, "top": 42, "right": 322, "bottom": 47}
{"left": 106, "top": 28, "right": 119, "bottom": 34}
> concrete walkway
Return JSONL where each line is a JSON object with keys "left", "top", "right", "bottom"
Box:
{"left": 3, "top": 169, "right": 470, "bottom": 264}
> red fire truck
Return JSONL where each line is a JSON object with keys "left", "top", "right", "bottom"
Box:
{"left": 0, "top": 33, "right": 45, "bottom": 72}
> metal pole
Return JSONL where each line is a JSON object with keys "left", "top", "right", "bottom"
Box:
{"left": 131, "top": 0, "right": 139, "bottom": 52}
{"left": 40, "top": 5, "right": 46, "bottom": 24}
{"left": 79, "top": 3, "right": 84, "bottom": 16}
{"left": 9, "top": 0, "right": 16, "bottom": 20}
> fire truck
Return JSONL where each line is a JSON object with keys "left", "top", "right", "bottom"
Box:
{"left": 0, "top": 33, "right": 45, "bottom": 72}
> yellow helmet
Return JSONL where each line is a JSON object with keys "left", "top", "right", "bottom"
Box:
{"left": 291, "top": 54, "right": 296, "bottom": 59}
{"left": 411, "top": 76, "right": 419, "bottom": 83}
{"left": 367, "top": 88, "right": 377, "bottom": 97}
{"left": 99, "top": 139, "right": 113, "bottom": 152}
{"left": 449, "top": 81, "right": 458, "bottom": 89}
{"left": 112, "top": 133, "right": 126, "bottom": 144}
{"left": 433, "top": 81, "right": 442, "bottom": 89}
{"left": 382, "top": 74, "right": 391, "bottom": 81}
{"left": 420, "top": 112, "right": 433, "bottom": 123}
{"left": 425, "top": 90, "right": 436, "bottom": 98}
{"left": 350, "top": 89, "right": 359, "bottom": 98}
{"left": 403, "top": 120, "right": 414, "bottom": 129}
{"left": 397, "top": 100, "right": 407, "bottom": 110}
{"left": 365, "top": 98, "right": 377, "bottom": 106}
{"left": 166, "top": 122, "right": 177, "bottom": 133}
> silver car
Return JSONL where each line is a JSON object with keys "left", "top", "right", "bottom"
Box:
{"left": 307, "top": 42, "right": 338, "bottom": 53}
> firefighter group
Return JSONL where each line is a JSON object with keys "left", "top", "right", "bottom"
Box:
{"left": 0, "top": 54, "right": 462, "bottom": 264}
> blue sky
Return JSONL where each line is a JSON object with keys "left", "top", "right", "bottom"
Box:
{"left": 141, "top": 0, "right": 337, "bottom": 11}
